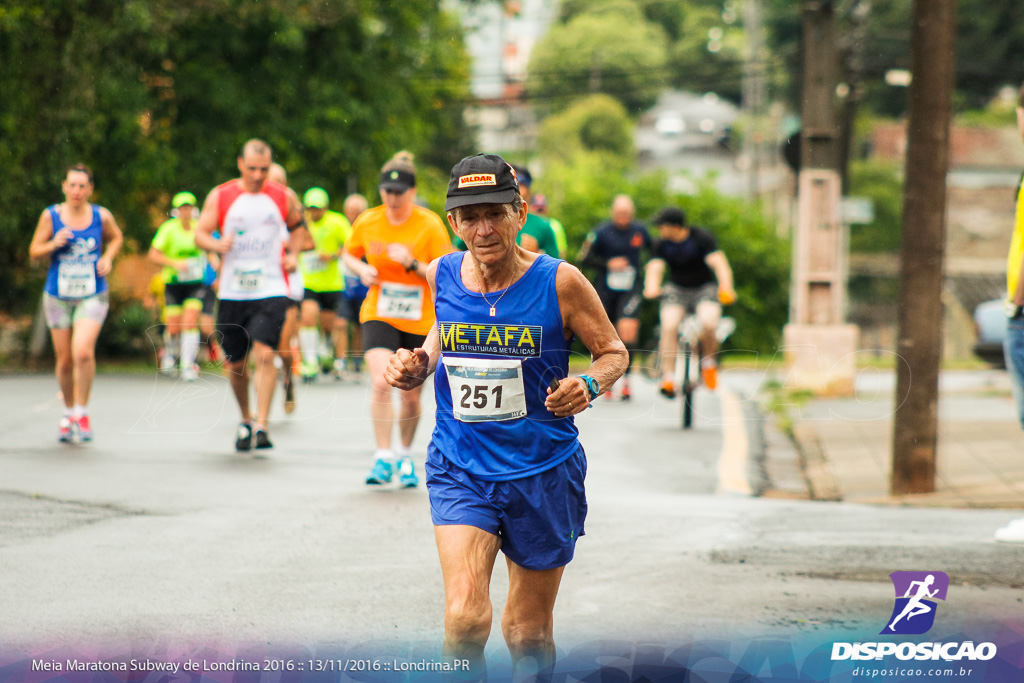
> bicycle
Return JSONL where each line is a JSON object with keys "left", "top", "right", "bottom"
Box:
{"left": 643, "top": 314, "right": 735, "bottom": 429}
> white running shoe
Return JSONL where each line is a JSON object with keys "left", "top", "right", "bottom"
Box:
{"left": 160, "top": 353, "right": 177, "bottom": 375}
{"left": 994, "top": 518, "right": 1024, "bottom": 542}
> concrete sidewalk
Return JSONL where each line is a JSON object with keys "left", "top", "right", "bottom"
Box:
{"left": 783, "top": 369, "right": 1024, "bottom": 508}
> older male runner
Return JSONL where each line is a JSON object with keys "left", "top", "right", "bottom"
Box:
{"left": 384, "top": 154, "right": 627, "bottom": 679}
{"left": 577, "top": 194, "right": 652, "bottom": 400}
{"left": 194, "top": 139, "right": 307, "bottom": 452}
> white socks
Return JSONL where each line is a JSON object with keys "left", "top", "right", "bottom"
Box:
{"left": 299, "top": 327, "right": 319, "bottom": 365}
{"left": 164, "top": 332, "right": 180, "bottom": 360}
{"left": 180, "top": 329, "right": 200, "bottom": 369}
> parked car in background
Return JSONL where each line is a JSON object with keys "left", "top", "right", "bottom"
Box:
{"left": 973, "top": 298, "right": 1007, "bottom": 368}
{"left": 655, "top": 112, "right": 685, "bottom": 137}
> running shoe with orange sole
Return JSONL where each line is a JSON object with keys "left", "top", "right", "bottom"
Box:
{"left": 701, "top": 364, "right": 718, "bottom": 390}
{"left": 659, "top": 380, "right": 676, "bottom": 399}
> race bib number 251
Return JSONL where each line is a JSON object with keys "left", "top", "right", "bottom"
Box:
{"left": 442, "top": 357, "right": 527, "bottom": 422}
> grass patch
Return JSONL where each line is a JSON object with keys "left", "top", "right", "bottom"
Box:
{"left": 759, "top": 381, "right": 816, "bottom": 438}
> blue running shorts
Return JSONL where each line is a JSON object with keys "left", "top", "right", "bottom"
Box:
{"left": 425, "top": 447, "right": 587, "bottom": 571}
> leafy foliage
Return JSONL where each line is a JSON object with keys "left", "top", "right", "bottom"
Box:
{"left": 847, "top": 159, "right": 903, "bottom": 254}
{"left": 533, "top": 158, "right": 790, "bottom": 354}
{"left": 532, "top": 0, "right": 749, "bottom": 113}
{"left": 762, "top": 0, "right": 1024, "bottom": 117}
{"left": 536, "top": 94, "right": 635, "bottom": 166}
{"left": 665, "top": 2, "right": 745, "bottom": 103}
{"left": 526, "top": 1, "right": 670, "bottom": 114}
{"left": 0, "top": 0, "right": 472, "bottom": 314}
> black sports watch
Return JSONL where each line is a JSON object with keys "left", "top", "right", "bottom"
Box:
{"left": 579, "top": 375, "right": 600, "bottom": 402}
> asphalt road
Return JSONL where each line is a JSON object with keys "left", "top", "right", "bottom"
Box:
{"left": 2, "top": 368, "right": 1023, "bottom": 674}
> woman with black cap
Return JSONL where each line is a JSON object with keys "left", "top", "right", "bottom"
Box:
{"left": 342, "top": 151, "right": 453, "bottom": 488}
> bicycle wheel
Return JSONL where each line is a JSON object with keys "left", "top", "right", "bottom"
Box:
{"left": 681, "top": 340, "right": 694, "bottom": 429}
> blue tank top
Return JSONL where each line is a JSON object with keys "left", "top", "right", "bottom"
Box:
{"left": 44, "top": 205, "right": 107, "bottom": 299}
{"left": 429, "top": 252, "right": 580, "bottom": 481}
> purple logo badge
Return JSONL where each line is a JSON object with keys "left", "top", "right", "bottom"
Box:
{"left": 881, "top": 571, "right": 949, "bottom": 635}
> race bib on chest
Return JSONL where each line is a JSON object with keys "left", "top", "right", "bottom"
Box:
{"left": 57, "top": 260, "right": 97, "bottom": 298}
{"left": 180, "top": 257, "right": 205, "bottom": 282}
{"left": 377, "top": 281, "right": 423, "bottom": 321}
{"left": 232, "top": 265, "right": 265, "bottom": 292}
{"left": 442, "top": 357, "right": 527, "bottom": 422}
{"left": 606, "top": 265, "right": 636, "bottom": 291}
{"left": 301, "top": 251, "right": 328, "bottom": 273}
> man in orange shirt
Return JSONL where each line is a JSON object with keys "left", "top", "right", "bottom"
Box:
{"left": 343, "top": 151, "right": 453, "bottom": 486}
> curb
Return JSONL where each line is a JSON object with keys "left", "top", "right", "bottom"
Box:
{"left": 792, "top": 423, "right": 842, "bottom": 502}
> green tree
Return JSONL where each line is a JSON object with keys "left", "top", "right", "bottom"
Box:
{"left": 534, "top": 161, "right": 789, "bottom": 354}
{"left": 544, "top": 0, "right": 747, "bottom": 108}
{"left": 536, "top": 94, "right": 635, "bottom": 167}
{"left": 0, "top": 0, "right": 472, "bottom": 315}
{"left": 847, "top": 159, "right": 903, "bottom": 254}
{"left": 762, "top": 0, "right": 1024, "bottom": 116}
{"left": 526, "top": 1, "right": 669, "bottom": 114}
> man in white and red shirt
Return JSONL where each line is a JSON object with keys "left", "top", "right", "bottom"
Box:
{"left": 195, "top": 139, "right": 308, "bottom": 452}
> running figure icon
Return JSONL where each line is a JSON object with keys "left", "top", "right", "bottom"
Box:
{"left": 888, "top": 574, "right": 938, "bottom": 631}
{"left": 882, "top": 571, "right": 949, "bottom": 635}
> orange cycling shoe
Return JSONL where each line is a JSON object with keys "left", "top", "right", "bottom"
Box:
{"left": 659, "top": 380, "right": 676, "bottom": 399}
{"left": 701, "top": 363, "right": 718, "bottom": 391}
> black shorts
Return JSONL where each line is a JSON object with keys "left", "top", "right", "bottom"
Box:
{"left": 338, "top": 294, "right": 365, "bottom": 323}
{"left": 217, "top": 297, "right": 291, "bottom": 363}
{"left": 201, "top": 286, "right": 217, "bottom": 316}
{"left": 597, "top": 285, "right": 643, "bottom": 325}
{"left": 164, "top": 282, "right": 206, "bottom": 308}
{"left": 362, "top": 320, "right": 426, "bottom": 353}
{"left": 303, "top": 288, "right": 342, "bottom": 314}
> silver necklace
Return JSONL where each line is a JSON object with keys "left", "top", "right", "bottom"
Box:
{"left": 478, "top": 268, "right": 516, "bottom": 317}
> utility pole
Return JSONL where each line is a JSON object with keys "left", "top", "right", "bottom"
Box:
{"left": 783, "top": 0, "right": 858, "bottom": 395}
{"left": 837, "top": 0, "right": 869, "bottom": 194}
{"left": 890, "top": 0, "right": 957, "bottom": 495}
{"left": 742, "top": 0, "right": 765, "bottom": 200}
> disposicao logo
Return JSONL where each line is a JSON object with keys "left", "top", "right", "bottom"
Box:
{"left": 831, "top": 570, "right": 997, "bottom": 663}
{"left": 882, "top": 571, "right": 949, "bottom": 635}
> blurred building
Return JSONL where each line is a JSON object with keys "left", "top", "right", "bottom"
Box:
{"left": 457, "top": 0, "right": 558, "bottom": 152}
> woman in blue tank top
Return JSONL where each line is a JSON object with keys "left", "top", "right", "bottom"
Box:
{"left": 382, "top": 154, "right": 628, "bottom": 679}
{"left": 29, "top": 164, "right": 123, "bottom": 444}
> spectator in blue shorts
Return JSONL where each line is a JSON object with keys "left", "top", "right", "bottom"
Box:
{"left": 341, "top": 193, "right": 369, "bottom": 376}
{"left": 384, "top": 153, "right": 627, "bottom": 679}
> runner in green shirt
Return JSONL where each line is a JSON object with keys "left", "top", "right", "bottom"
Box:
{"left": 511, "top": 166, "right": 559, "bottom": 256}
{"left": 530, "top": 193, "right": 567, "bottom": 259}
{"left": 148, "top": 192, "right": 208, "bottom": 380}
{"left": 298, "top": 187, "right": 353, "bottom": 381}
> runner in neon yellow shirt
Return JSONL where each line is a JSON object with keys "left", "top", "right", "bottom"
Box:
{"left": 298, "top": 187, "right": 353, "bottom": 380}
{"left": 148, "top": 192, "right": 208, "bottom": 380}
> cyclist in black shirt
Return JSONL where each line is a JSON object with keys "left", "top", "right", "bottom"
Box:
{"left": 577, "top": 194, "right": 652, "bottom": 400}
{"left": 643, "top": 207, "right": 735, "bottom": 396}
